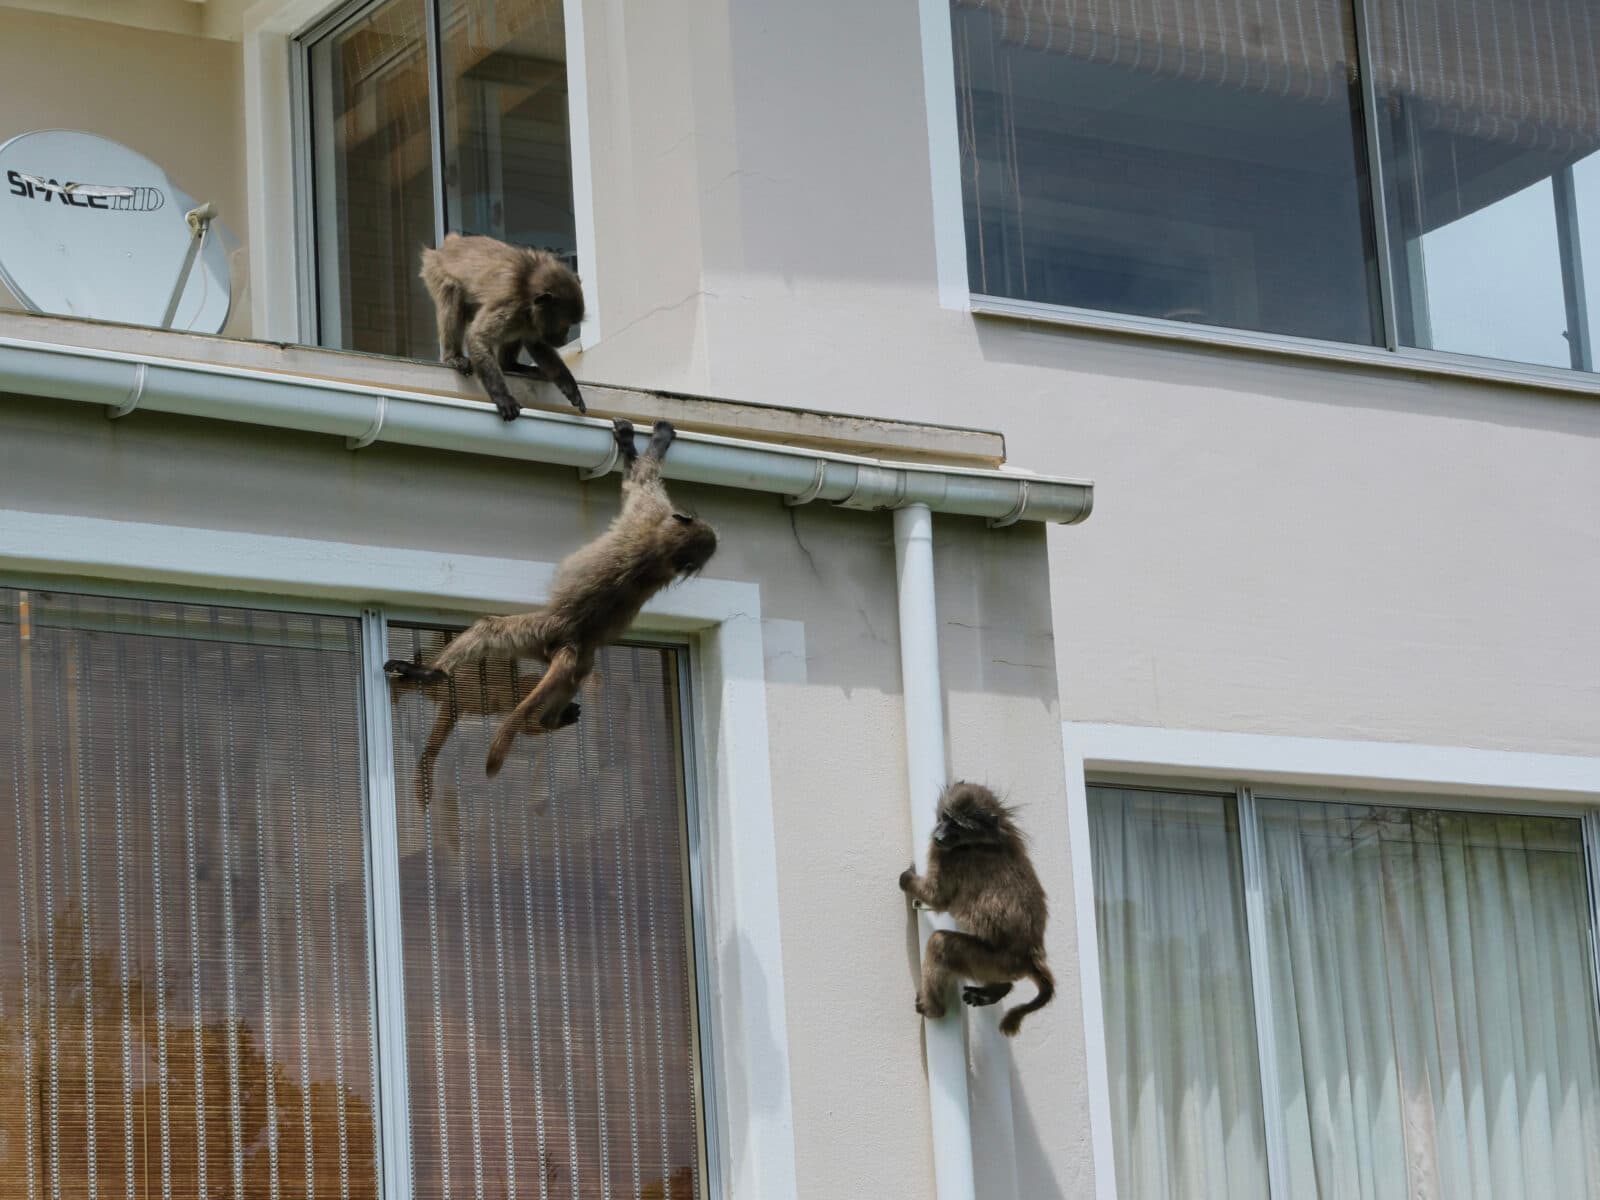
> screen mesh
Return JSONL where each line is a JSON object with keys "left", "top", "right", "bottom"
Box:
{"left": 0, "top": 588, "right": 378, "bottom": 1200}
{"left": 386, "top": 626, "right": 702, "bottom": 1200}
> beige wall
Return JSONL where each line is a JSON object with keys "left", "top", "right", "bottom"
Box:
{"left": 0, "top": 391, "right": 1083, "bottom": 1198}
{"left": 572, "top": 0, "right": 1600, "bottom": 762}
{"left": 0, "top": 9, "right": 249, "bottom": 336}
{"left": 6, "top": 0, "right": 1598, "bottom": 1193}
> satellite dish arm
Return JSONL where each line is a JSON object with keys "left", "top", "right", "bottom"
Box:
{"left": 159, "top": 201, "right": 217, "bottom": 330}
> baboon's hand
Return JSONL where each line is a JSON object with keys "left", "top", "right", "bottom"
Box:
{"left": 385, "top": 659, "right": 449, "bottom": 685}
{"left": 560, "top": 377, "right": 586, "bottom": 413}
{"left": 553, "top": 702, "right": 582, "bottom": 728}
{"left": 494, "top": 395, "right": 523, "bottom": 421}
{"left": 898, "top": 864, "right": 917, "bottom": 893}
{"left": 445, "top": 355, "right": 473, "bottom": 376}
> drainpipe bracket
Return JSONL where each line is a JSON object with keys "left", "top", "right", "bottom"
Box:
{"left": 346, "top": 395, "right": 389, "bottom": 450}
{"left": 106, "top": 362, "right": 148, "bottom": 419}
{"left": 579, "top": 433, "right": 622, "bottom": 480}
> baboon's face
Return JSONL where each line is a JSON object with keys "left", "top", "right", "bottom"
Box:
{"left": 664, "top": 513, "right": 718, "bottom": 577}
{"left": 532, "top": 268, "right": 585, "bottom": 346}
{"left": 933, "top": 783, "right": 1007, "bottom": 849}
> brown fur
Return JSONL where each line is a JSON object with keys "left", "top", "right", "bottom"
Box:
{"left": 385, "top": 418, "right": 716, "bottom": 778}
{"left": 419, "top": 232, "right": 587, "bottom": 420}
{"left": 387, "top": 655, "right": 578, "bottom": 806}
{"left": 899, "top": 781, "right": 1055, "bottom": 1036}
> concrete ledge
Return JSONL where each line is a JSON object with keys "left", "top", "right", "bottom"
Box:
{"left": 0, "top": 310, "right": 1007, "bottom": 466}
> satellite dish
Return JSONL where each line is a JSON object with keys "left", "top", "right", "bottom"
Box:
{"left": 0, "top": 129, "right": 233, "bottom": 333}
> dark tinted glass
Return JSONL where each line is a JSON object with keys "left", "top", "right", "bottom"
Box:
{"left": 951, "top": 0, "right": 1381, "bottom": 344}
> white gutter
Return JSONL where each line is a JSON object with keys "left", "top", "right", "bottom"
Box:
{"left": 895, "top": 502, "right": 977, "bottom": 1200}
{"left": 0, "top": 337, "right": 1094, "bottom": 525}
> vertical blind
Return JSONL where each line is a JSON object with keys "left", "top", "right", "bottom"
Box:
{"left": 0, "top": 589, "right": 378, "bottom": 1200}
{"left": 953, "top": 0, "right": 1600, "bottom": 142}
{"left": 386, "top": 626, "right": 703, "bottom": 1200}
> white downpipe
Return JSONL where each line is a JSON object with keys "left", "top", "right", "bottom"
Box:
{"left": 894, "top": 502, "right": 977, "bottom": 1200}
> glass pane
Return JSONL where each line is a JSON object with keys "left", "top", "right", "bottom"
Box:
{"left": 1257, "top": 797, "right": 1600, "bottom": 1198}
{"left": 1372, "top": 0, "right": 1600, "bottom": 369}
{"left": 950, "top": 0, "right": 1380, "bottom": 343}
{"left": 0, "top": 588, "right": 377, "bottom": 1199}
{"left": 1087, "top": 785, "right": 1269, "bottom": 1200}
{"left": 309, "top": 0, "right": 440, "bottom": 357}
{"left": 441, "top": 0, "right": 579, "bottom": 294}
{"left": 387, "top": 626, "right": 702, "bottom": 1199}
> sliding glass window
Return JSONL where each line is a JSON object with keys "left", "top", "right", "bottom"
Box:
{"left": 1087, "top": 781, "right": 1600, "bottom": 1199}
{"left": 0, "top": 588, "right": 710, "bottom": 1199}
{"left": 950, "top": 0, "right": 1600, "bottom": 375}
{"left": 0, "top": 588, "right": 378, "bottom": 1199}
{"left": 303, "top": 0, "right": 580, "bottom": 358}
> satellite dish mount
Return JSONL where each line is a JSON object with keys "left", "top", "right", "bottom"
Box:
{"left": 160, "top": 201, "right": 218, "bottom": 329}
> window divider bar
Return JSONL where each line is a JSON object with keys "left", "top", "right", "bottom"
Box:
{"left": 1581, "top": 811, "right": 1600, "bottom": 1045}
{"left": 1237, "top": 786, "right": 1293, "bottom": 1200}
{"left": 1553, "top": 167, "right": 1592, "bottom": 373}
{"left": 423, "top": 0, "right": 450, "bottom": 244}
{"left": 288, "top": 38, "right": 319, "bottom": 346}
{"left": 360, "top": 608, "right": 414, "bottom": 1200}
{"left": 1349, "top": 0, "right": 1401, "bottom": 352}
{"left": 675, "top": 645, "right": 726, "bottom": 1200}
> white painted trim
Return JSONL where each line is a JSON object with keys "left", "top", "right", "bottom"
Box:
{"left": 1061, "top": 720, "right": 1600, "bottom": 1200}
{"left": 359, "top": 608, "right": 414, "bottom": 1200}
{"left": 1068, "top": 722, "right": 1600, "bottom": 802}
{"left": 974, "top": 294, "right": 1600, "bottom": 403}
{"left": 0, "top": 507, "right": 800, "bottom": 1200}
{"left": 243, "top": 0, "right": 344, "bottom": 341}
{"left": 916, "top": 0, "right": 971, "bottom": 311}
{"left": 563, "top": 0, "right": 601, "bottom": 346}
{"left": 1058, "top": 739, "right": 1118, "bottom": 1200}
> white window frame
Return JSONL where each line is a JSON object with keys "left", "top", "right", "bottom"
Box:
{"left": 1062, "top": 720, "right": 1600, "bottom": 1200}
{"left": 0, "top": 506, "right": 800, "bottom": 1200}
{"left": 243, "top": 0, "right": 601, "bottom": 347}
{"left": 915, "top": 0, "right": 1600, "bottom": 403}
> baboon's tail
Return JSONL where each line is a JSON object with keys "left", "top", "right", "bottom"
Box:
{"left": 1000, "top": 955, "right": 1055, "bottom": 1037}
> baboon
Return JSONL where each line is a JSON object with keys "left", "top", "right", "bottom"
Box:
{"left": 385, "top": 418, "right": 716, "bottom": 777}
{"left": 419, "top": 233, "right": 586, "bottom": 420}
{"left": 899, "top": 781, "right": 1055, "bottom": 1036}
{"left": 386, "top": 654, "right": 580, "bottom": 805}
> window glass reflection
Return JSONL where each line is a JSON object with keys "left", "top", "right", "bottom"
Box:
{"left": 950, "top": 0, "right": 1381, "bottom": 344}
{"left": 441, "top": 0, "right": 579, "bottom": 298}
{"left": 1372, "top": 0, "right": 1600, "bottom": 369}
{"left": 308, "top": 0, "right": 439, "bottom": 357}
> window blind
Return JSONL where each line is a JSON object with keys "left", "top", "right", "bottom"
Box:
{"left": 954, "top": 0, "right": 1600, "bottom": 146}
{"left": 0, "top": 588, "right": 378, "bottom": 1200}
{"left": 386, "top": 626, "right": 703, "bottom": 1200}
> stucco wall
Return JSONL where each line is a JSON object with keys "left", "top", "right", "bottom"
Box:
{"left": 0, "top": 9, "right": 249, "bottom": 335}
{"left": 0, "top": 392, "right": 1084, "bottom": 1197}
{"left": 570, "top": 0, "right": 1600, "bottom": 762}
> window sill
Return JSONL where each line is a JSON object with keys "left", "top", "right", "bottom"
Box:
{"left": 970, "top": 294, "right": 1600, "bottom": 402}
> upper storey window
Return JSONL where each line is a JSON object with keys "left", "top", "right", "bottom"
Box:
{"left": 302, "top": 0, "right": 579, "bottom": 358}
{"left": 950, "top": 0, "right": 1600, "bottom": 372}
